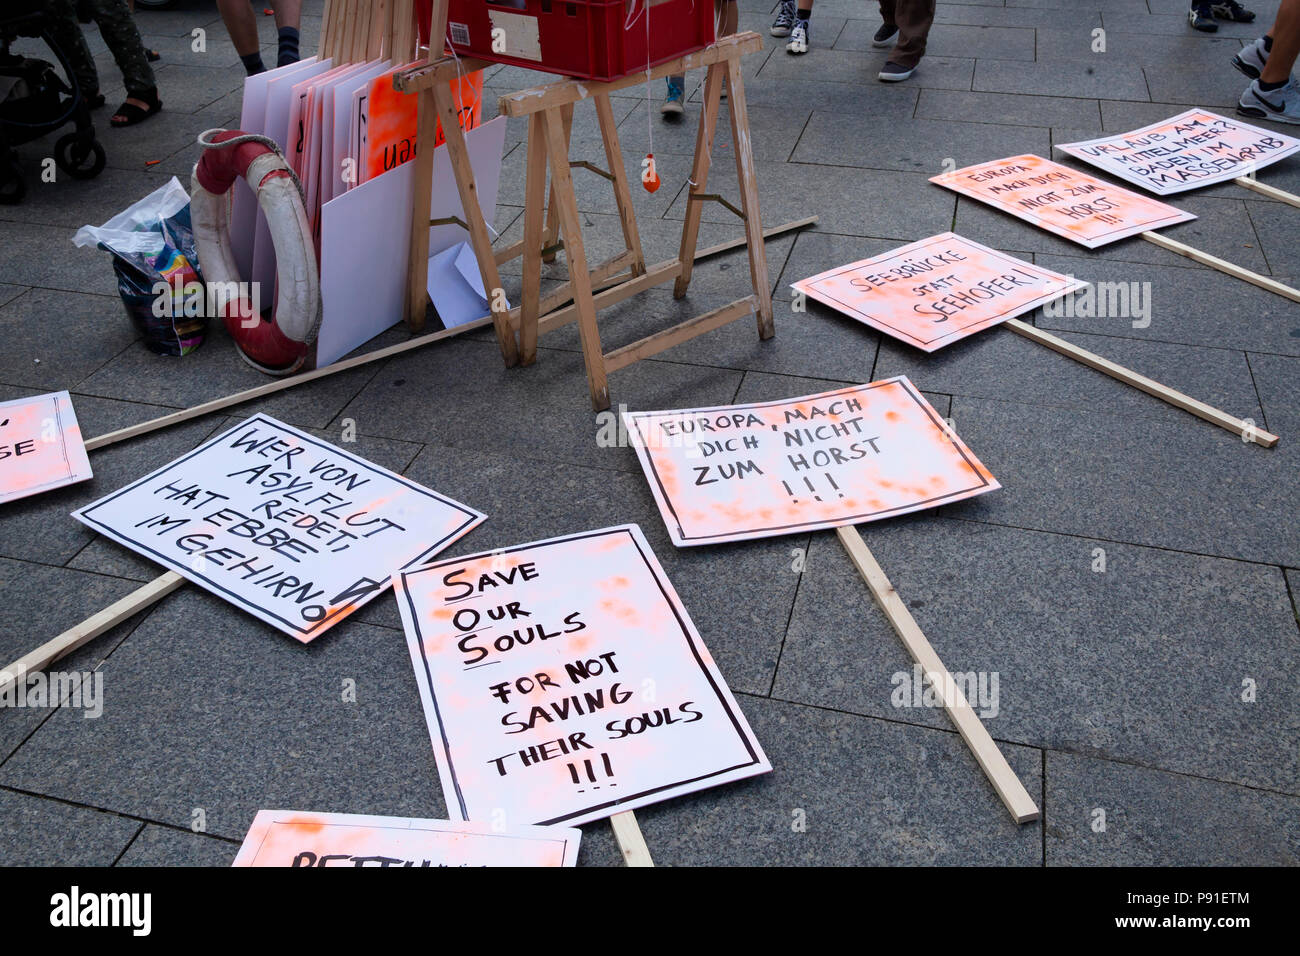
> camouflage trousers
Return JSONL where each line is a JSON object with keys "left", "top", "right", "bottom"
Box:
{"left": 44, "top": 0, "right": 157, "bottom": 100}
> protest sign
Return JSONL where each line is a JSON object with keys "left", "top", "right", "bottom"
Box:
{"left": 931, "top": 154, "right": 1195, "bottom": 249}
{"left": 1057, "top": 109, "right": 1300, "bottom": 196}
{"left": 233, "top": 810, "right": 580, "bottom": 867}
{"left": 622, "top": 378, "right": 999, "bottom": 547}
{"left": 0, "top": 391, "right": 92, "bottom": 506}
{"left": 73, "top": 415, "right": 484, "bottom": 641}
{"left": 792, "top": 233, "right": 1087, "bottom": 351}
{"left": 396, "top": 524, "right": 770, "bottom": 827}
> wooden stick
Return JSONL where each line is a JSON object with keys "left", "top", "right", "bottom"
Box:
{"left": 609, "top": 810, "right": 655, "bottom": 867}
{"left": 1235, "top": 176, "right": 1300, "bottom": 208}
{"left": 0, "top": 572, "right": 185, "bottom": 696}
{"left": 674, "top": 61, "right": 725, "bottom": 300}
{"left": 84, "top": 317, "right": 492, "bottom": 452}
{"left": 1141, "top": 231, "right": 1300, "bottom": 304}
{"left": 694, "top": 215, "right": 818, "bottom": 261}
{"left": 1005, "top": 319, "right": 1279, "bottom": 446}
{"left": 82, "top": 221, "right": 814, "bottom": 454}
{"left": 835, "top": 527, "right": 1040, "bottom": 825}
{"left": 724, "top": 57, "right": 774, "bottom": 340}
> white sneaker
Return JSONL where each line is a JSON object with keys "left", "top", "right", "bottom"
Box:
{"left": 787, "top": 19, "right": 809, "bottom": 55}
{"left": 1232, "top": 36, "right": 1268, "bottom": 80}
{"left": 1239, "top": 77, "right": 1300, "bottom": 124}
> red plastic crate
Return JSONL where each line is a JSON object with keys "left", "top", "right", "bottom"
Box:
{"left": 444, "top": 0, "right": 716, "bottom": 82}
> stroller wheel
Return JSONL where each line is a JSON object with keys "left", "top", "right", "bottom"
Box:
{"left": 55, "top": 133, "right": 106, "bottom": 180}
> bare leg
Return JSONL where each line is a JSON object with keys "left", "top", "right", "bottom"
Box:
{"left": 216, "top": 0, "right": 260, "bottom": 55}
{"left": 272, "top": 0, "right": 301, "bottom": 31}
{"left": 1261, "top": 0, "right": 1300, "bottom": 84}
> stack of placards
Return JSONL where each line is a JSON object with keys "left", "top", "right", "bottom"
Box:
{"left": 229, "top": 58, "right": 501, "bottom": 368}
{"left": 0, "top": 391, "right": 92, "bottom": 506}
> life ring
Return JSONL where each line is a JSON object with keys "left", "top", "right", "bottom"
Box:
{"left": 191, "top": 129, "right": 321, "bottom": 375}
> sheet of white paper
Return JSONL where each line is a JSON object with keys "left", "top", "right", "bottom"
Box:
{"left": 427, "top": 241, "right": 489, "bottom": 329}
{"left": 72, "top": 414, "right": 485, "bottom": 642}
{"left": 318, "top": 62, "right": 376, "bottom": 206}
{"left": 316, "top": 116, "right": 507, "bottom": 367}
{"left": 251, "top": 58, "right": 333, "bottom": 293}
{"left": 232, "top": 810, "right": 581, "bottom": 867}
{"left": 395, "top": 524, "right": 771, "bottom": 827}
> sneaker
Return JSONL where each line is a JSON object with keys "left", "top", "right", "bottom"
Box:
{"left": 771, "top": 0, "right": 796, "bottom": 37}
{"left": 873, "top": 23, "right": 899, "bottom": 48}
{"left": 787, "top": 19, "right": 810, "bottom": 55}
{"left": 1239, "top": 77, "right": 1300, "bottom": 124}
{"left": 878, "top": 61, "right": 915, "bottom": 82}
{"left": 1188, "top": 4, "right": 1217, "bottom": 31}
{"left": 1213, "top": 1, "right": 1256, "bottom": 22}
{"left": 661, "top": 78, "right": 685, "bottom": 118}
{"left": 1232, "top": 36, "right": 1268, "bottom": 79}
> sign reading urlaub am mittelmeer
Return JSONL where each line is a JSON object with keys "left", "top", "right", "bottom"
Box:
{"left": 0, "top": 391, "right": 92, "bottom": 506}
{"left": 931, "top": 154, "right": 1196, "bottom": 248}
{"left": 73, "top": 414, "right": 484, "bottom": 641}
{"left": 622, "top": 378, "right": 999, "bottom": 547}
{"left": 792, "top": 233, "right": 1087, "bottom": 351}
{"left": 233, "top": 810, "right": 581, "bottom": 867}
{"left": 1057, "top": 109, "right": 1300, "bottom": 195}
{"left": 396, "top": 524, "right": 770, "bottom": 827}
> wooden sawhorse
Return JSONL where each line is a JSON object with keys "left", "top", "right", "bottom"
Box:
{"left": 398, "top": 32, "right": 773, "bottom": 411}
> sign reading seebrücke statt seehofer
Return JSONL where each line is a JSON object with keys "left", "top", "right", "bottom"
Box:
{"left": 396, "top": 524, "right": 770, "bottom": 827}
{"left": 622, "top": 378, "right": 999, "bottom": 547}
{"left": 1057, "top": 109, "right": 1300, "bottom": 196}
{"left": 792, "top": 233, "right": 1087, "bottom": 351}
{"left": 233, "top": 810, "right": 580, "bottom": 866}
{"left": 0, "top": 391, "right": 92, "bottom": 506}
{"left": 931, "top": 154, "right": 1196, "bottom": 249}
{"left": 73, "top": 414, "right": 484, "bottom": 641}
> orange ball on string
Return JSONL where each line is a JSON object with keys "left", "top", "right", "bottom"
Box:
{"left": 642, "top": 152, "right": 661, "bottom": 193}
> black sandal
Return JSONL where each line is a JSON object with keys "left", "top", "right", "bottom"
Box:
{"left": 110, "top": 89, "right": 162, "bottom": 128}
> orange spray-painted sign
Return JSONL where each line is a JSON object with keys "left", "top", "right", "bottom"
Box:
{"left": 0, "top": 391, "right": 92, "bottom": 506}
{"left": 623, "top": 378, "right": 1000, "bottom": 547}
{"left": 931, "top": 154, "right": 1195, "bottom": 248}
{"left": 792, "top": 233, "right": 1087, "bottom": 351}
{"left": 233, "top": 810, "right": 580, "bottom": 866}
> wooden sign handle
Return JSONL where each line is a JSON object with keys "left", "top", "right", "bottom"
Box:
{"left": 835, "top": 526, "right": 1040, "bottom": 825}
{"left": 0, "top": 571, "right": 184, "bottom": 695}
{"left": 1005, "top": 320, "right": 1279, "bottom": 447}
{"left": 1234, "top": 176, "right": 1300, "bottom": 209}
{"left": 610, "top": 810, "right": 655, "bottom": 866}
{"left": 1141, "top": 230, "right": 1300, "bottom": 304}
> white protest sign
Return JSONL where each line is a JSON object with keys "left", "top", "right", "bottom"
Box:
{"left": 622, "top": 378, "right": 999, "bottom": 547}
{"left": 793, "top": 233, "right": 1087, "bottom": 351}
{"left": 0, "top": 391, "right": 92, "bottom": 505}
{"left": 233, "top": 810, "right": 580, "bottom": 866}
{"left": 396, "top": 524, "right": 770, "bottom": 827}
{"left": 1057, "top": 109, "right": 1300, "bottom": 195}
{"left": 73, "top": 415, "right": 484, "bottom": 641}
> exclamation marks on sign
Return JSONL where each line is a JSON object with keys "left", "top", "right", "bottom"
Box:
{"left": 568, "top": 752, "right": 616, "bottom": 793}
{"left": 783, "top": 473, "right": 846, "bottom": 503}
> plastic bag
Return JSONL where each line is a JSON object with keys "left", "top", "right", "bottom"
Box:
{"left": 73, "top": 177, "right": 207, "bottom": 356}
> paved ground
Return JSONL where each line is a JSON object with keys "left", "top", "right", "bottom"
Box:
{"left": 1, "top": 0, "right": 1297, "bottom": 866}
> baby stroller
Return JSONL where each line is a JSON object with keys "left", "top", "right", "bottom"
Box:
{"left": 0, "top": 0, "right": 106, "bottom": 204}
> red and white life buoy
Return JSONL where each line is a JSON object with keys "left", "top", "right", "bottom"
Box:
{"left": 191, "top": 129, "right": 320, "bottom": 374}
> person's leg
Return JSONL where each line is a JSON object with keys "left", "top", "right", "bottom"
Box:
{"left": 218, "top": 0, "right": 265, "bottom": 74}
{"left": 788, "top": 0, "right": 812, "bottom": 55}
{"left": 272, "top": 0, "right": 302, "bottom": 67}
{"left": 880, "top": 0, "right": 934, "bottom": 80}
{"left": 90, "top": 0, "right": 156, "bottom": 99}
{"left": 663, "top": 0, "right": 735, "bottom": 117}
{"left": 1260, "top": 0, "right": 1300, "bottom": 84}
{"left": 1238, "top": 0, "right": 1300, "bottom": 122}
{"left": 44, "top": 0, "right": 102, "bottom": 103}
{"left": 874, "top": 0, "right": 899, "bottom": 46}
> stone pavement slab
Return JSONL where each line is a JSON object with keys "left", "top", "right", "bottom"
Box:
{"left": 0, "top": 788, "right": 141, "bottom": 867}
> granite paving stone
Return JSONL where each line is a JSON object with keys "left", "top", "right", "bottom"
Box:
{"left": 0, "top": 789, "right": 141, "bottom": 867}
